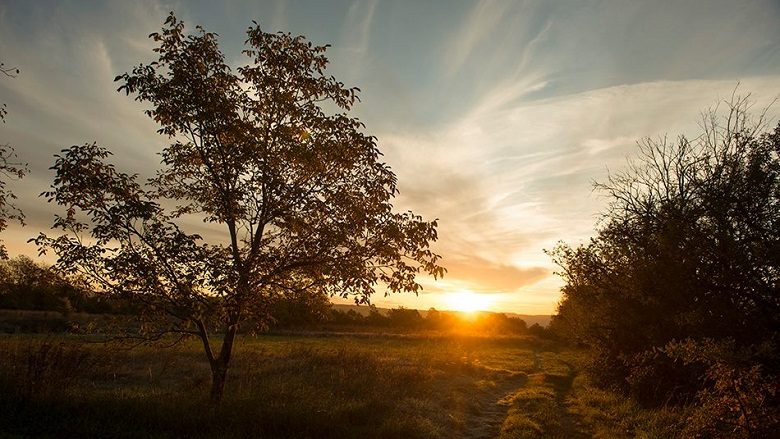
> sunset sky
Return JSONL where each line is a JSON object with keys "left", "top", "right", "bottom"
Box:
{"left": 1, "top": 0, "right": 779, "bottom": 314}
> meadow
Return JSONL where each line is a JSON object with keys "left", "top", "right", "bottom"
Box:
{"left": 0, "top": 333, "right": 686, "bottom": 438}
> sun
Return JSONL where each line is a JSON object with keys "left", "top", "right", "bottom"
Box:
{"left": 444, "top": 290, "right": 494, "bottom": 313}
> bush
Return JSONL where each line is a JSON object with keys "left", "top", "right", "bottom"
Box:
{"left": 665, "top": 338, "right": 779, "bottom": 438}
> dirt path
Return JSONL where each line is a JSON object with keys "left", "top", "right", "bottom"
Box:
{"left": 552, "top": 368, "right": 589, "bottom": 438}
{"left": 532, "top": 351, "right": 543, "bottom": 372}
{"left": 462, "top": 371, "right": 528, "bottom": 439}
{"left": 536, "top": 353, "right": 590, "bottom": 438}
{"left": 456, "top": 350, "right": 589, "bottom": 439}
{"left": 478, "top": 351, "right": 589, "bottom": 439}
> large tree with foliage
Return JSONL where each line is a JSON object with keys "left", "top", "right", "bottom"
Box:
{"left": 549, "top": 97, "right": 779, "bottom": 435}
{"left": 36, "top": 13, "right": 444, "bottom": 402}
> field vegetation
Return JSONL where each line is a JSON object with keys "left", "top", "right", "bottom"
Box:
{"left": 0, "top": 333, "right": 687, "bottom": 439}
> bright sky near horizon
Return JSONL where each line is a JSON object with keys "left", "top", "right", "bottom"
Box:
{"left": 1, "top": 0, "right": 779, "bottom": 314}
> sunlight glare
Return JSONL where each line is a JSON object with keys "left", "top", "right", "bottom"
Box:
{"left": 445, "top": 290, "right": 494, "bottom": 313}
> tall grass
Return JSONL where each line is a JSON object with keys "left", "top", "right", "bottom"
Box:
{"left": 0, "top": 334, "right": 538, "bottom": 438}
{"left": 0, "top": 334, "right": 693, "bottom": 438}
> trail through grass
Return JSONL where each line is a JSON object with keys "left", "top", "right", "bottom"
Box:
{"left": 496, "top": 348, "right": 687, "bottom": 438}
{"left": 496, "top": 348, "right": 587, "bottom": 438}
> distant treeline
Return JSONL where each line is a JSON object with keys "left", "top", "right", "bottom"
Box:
{"left": 0, "top": 256, "right": 135, "bottom": 315}
{"left": 0, "top": 256, "right": 544, "bottom": 337}
{"left": 322, "top": 306, "right": 546, "bottom": 336}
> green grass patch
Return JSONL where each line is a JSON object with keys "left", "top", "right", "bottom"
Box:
{"left": 566, "top": 375, "right": 689, "bottom": 439}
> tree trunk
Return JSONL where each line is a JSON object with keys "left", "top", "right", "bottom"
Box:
{"left": 208, "top": 323, "right": 239, "bottom": 404}
{"left": 209, "top": 362, "right": 228, "bottom": 403}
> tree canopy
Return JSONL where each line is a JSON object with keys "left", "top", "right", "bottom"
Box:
{"left": 36, "top": 13, "right": 444, "bottom": 402}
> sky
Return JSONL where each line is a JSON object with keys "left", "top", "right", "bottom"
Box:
{"left": 1, "top": 0, "right": 779, "bottom": 314}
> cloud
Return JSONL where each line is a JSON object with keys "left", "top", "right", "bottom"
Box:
{"left": 443, "top": 256, "right": 547, "bottom": 292}
{"left": 339, "top": 0, "right": 377, "bottom": 57}
{"left": 378, "top": 77, "right": 780, "bottom": 312}
{"left": 445, "top": 0, "right": 514, "bottom": 76}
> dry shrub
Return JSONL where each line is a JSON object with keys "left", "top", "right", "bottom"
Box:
{"left": 621, "top": 348, "right": 703, "bottom": 405}
{"left": 5, "top": 339, "right": 94, "bottom": 398}
{"left": 683, "top": 363, "right": 778, "bottom": 438}
{"left": 665, "top": 338, "right": 779, "bottom": 438}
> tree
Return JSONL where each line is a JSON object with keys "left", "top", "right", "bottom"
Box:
{"left": 0, "top": 61, "right": 27, "bottom": 259}
{"left": 266, "top": 285, "right": 332, "bottom": 328}
{"left": 549, "top": 94, "right": 779, "bottom": 424}
{"left": 0, "top": 256, "right": 122, "bottom": 315}
{"left": 0, "top": 256, "right": 74, "bottom": 313}
{"left": 0, "top": 61, "right": 21, "bottom": 123}
{"left": 35, "top": 13, "right": 444, "bottom": 403}
{"left": 551, "top": 98, "right": 780, "bottom": 437}
{"left": 386, "top": 306, "right": 423, "bottom": 328}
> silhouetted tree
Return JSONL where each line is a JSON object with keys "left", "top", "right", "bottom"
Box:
{"left": 386, "top": 306, "right": 423, "bottom": 328}
{"left": 328, "top": 308, "right": 364, "bottom": 325}
{"left": 550, "top": 95, "right": 779, "bottom": 431}
{"left": 0, "top": 256, "right": 107, "bottom": 314}
{"left": 425, "top": 307, "right": 441, "bottom": 327}
{"left": 35, "top": 13, "right": 444, "bottom": 403}
{"left": 267, "top": 286, "right": 331, "bottom": 328}
{"left": 526, "top": 323, "right": 548, "bottom": 338}
{"left": 0, "top": 61, "right": 27, "bottom": 259}
{"left": 361, "top": 305, "right": 382, "bottom": 326}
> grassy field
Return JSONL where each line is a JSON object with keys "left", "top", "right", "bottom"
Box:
{"left": 0, "top": 333, "right": 686, "bottom": 438}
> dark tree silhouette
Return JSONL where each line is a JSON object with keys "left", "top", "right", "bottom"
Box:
{"left": 0, "top": 61, "right": 27, "bottom": 259}
{"left": 0, "top": 61, "right": 21, "bottom": 124}
{"left": 35, "top": 13, "right": 444, "bottom": 403}
{"left": 549, "top": 95, "right": 779, "bottom": 435}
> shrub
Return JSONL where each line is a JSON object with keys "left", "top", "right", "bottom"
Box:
{"left": 2, "top": 339, "right": 94, "bottom": 398}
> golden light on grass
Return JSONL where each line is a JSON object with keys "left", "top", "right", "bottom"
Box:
{"left": 444, "top": 290, "right": 494, "bottom": 313}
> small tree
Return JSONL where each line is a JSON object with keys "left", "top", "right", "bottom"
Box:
{"left": 36, "top": 13, "right": 444, "bottom": 403}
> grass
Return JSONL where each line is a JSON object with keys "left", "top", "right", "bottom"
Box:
{"left": 498, "top": 351, "right": 580, "bottom": 439}
{"left": 0, "top": 333, "right": 688, "bottom": 438}
{"left": 497, "top": 349, "right": 687, "bottom": 439}
{"left": 566, "top": 375, "right": 689, "bottom": 438}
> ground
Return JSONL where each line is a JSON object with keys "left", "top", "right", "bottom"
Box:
{"left": 0, "top": 333, "right": 686, "bottom": 438}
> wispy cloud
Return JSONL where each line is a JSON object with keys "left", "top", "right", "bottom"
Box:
{"left": 339, "top": 0, "right": 377, "bottom": 56}
{"left": 379, "top": 77, "right": 780, "bottom": 312}
{"left": 445, "top": 0, "right": 514, "bottom": 76}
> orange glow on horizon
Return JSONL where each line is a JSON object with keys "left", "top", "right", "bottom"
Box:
{"left": 444, "top": 290, "right": 494, "bottom": 313}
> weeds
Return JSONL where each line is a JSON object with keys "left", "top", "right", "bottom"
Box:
{"left": 0, "top": 338, "right": 96, "bottom": 399}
